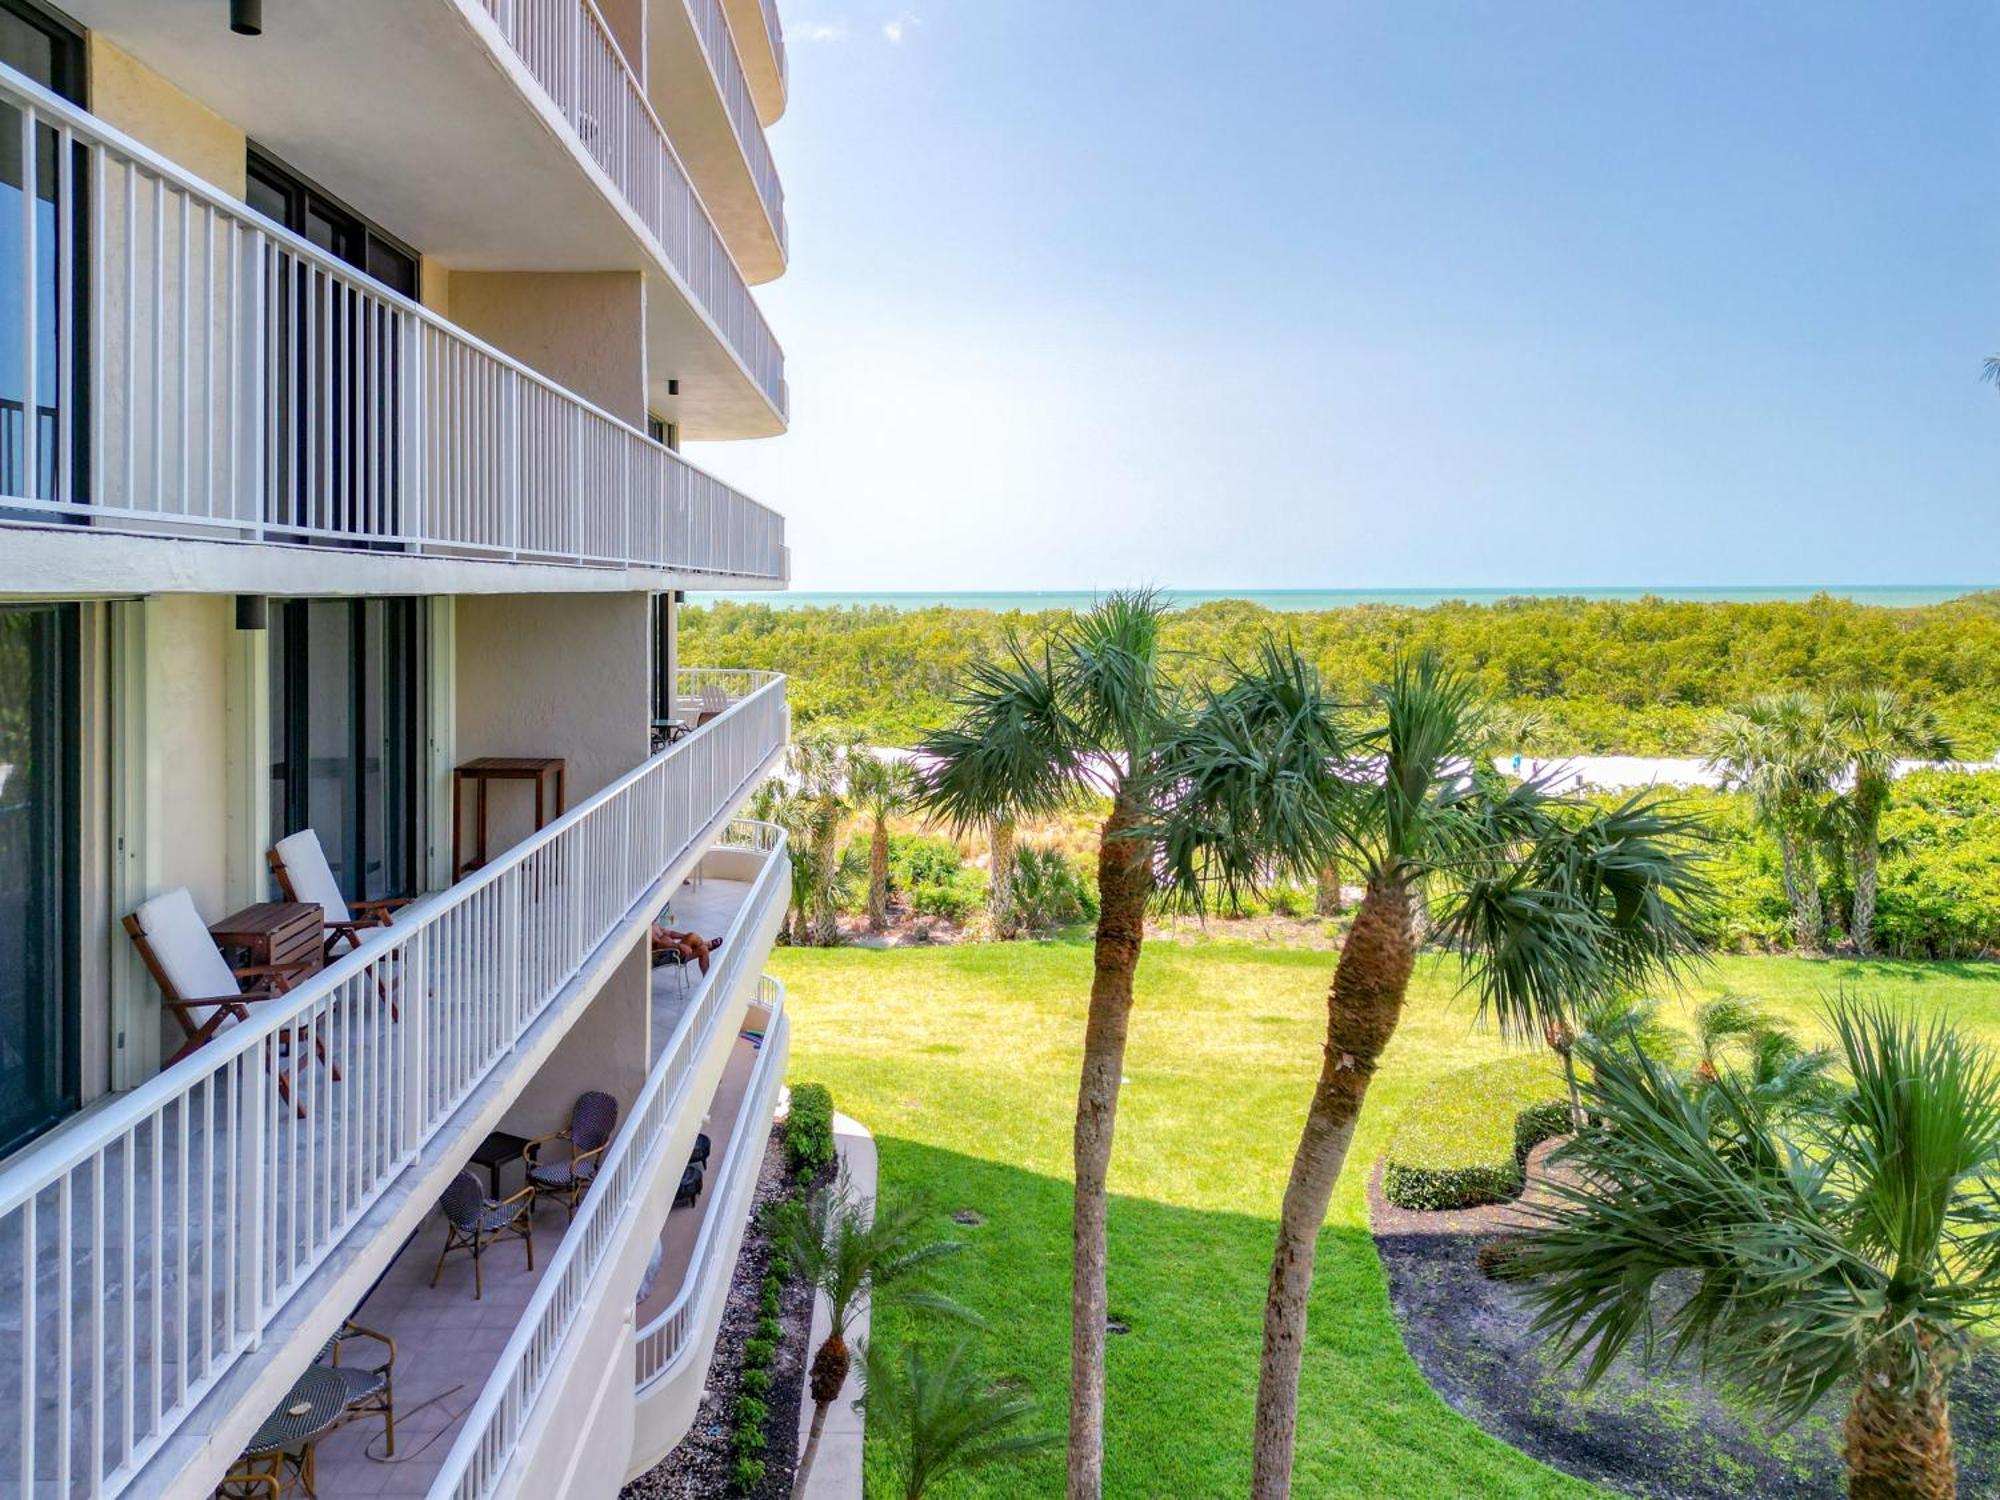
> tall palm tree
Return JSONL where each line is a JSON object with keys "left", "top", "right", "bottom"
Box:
{"left": 918, "top": 589, "right": 1181, "bottom": 1500}
{"left": 1828, "top": 689, "right": 1953, "bottom": 955}
{"left": 1152, "top": 644, "right": 1711, "bottom": 1498}
{"left": 857, "top": 1338, "right": 1061, "bottom": 1499}
{"left": 772, "top": 1175, "right": 975, "bottom": 1500}
{"left": 1706, "top": 693, "right": 1840, "bottom": 952}
{"left": 791, "top": 730, "right": 852, "bottom": 945}
{"left": 850, "top": 754, "right": 922, "bottom": 931}
{"left": 1516, "top": 1001, "right": 2000, "bottom": 1500}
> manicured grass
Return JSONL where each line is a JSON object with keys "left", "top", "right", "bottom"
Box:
{"left": 773, "top": 940, "right": 2000, "bottom": 1499}
{"left": 1382, "top": 1054, "right": 1570, "bottom": 1211}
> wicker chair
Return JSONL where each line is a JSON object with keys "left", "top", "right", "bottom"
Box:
{"left": 319, "top": 1320, "right": 397, "bottom": 1455}
{"left": 430, "top": 1170, "right": 534, "bottom": 1300}
{"left": 523, "top": 1091, "right": 620, "bottom": 1222}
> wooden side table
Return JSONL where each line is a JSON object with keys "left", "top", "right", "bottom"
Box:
{"left": 210, "top": 902, "right": 326, "bottom": 979}
{"left": 452, "top": 757, "right": 568, "bottom": 879}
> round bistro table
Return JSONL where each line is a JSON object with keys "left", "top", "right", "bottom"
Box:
{"left": 232, "top": 1365, "right": 348, "bottom": 1496}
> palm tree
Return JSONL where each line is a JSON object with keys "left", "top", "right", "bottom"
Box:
{"left": 772, "top": 1174, "right": 975, "bottom": 1500}
{"left": 1516, "top": 1001, "right": 2000, "bottom": 1500}
{"left": 1706, "top": 693, "right": 1840, "bottom": 952}
{"left": 1828, "top": 689, "right": 1953, "bottom": 955}
{"left": 1547, "top": 992, "right": 1674, "bottom": 1129}
{"left": 857, "top": 1338, "right": 1060, "bottom": 1499}
{"left": 1151, "top": 644, "right": 1711, "bottom": 1498}
{"left": 789, "top": 731, "right": 852, "bottom": 945}
{"left": 918, "top": 589, "right": 1182, "bottom": 1500}
{"left": 850, "top": 754, "right": 921, "bottom": 932}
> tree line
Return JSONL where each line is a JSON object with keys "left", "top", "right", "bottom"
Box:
{"left": 681, "top": 590, "right": 2000, "bottom": 755}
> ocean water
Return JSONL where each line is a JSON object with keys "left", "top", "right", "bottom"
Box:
{"left": 697, "top": 585, "right": 1992, "bottom": 613}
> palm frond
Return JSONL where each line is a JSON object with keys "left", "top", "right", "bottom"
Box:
{"left": 916, "top": 633, "right": 1092, "bottom": 831}
{"left": 858, "top": 1338, "right": 1060, "bottom": 1498}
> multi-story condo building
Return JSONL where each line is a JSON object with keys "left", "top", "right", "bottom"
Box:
{"left": 0, "top": 1, "right": 795, "bottom": 1495}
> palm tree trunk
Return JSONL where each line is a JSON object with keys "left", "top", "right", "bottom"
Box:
{"left": 1067, "top": 795, "right": 1150, "bottom": 1500}
{"left": 793, "top": 1333, "right": 852, "bottom": 1499}
{"left": 868, "top": 820, "right": 891, "bottom": 931}
{"left": 812, "top": 816, "right": 841, "bottom": 945}
{"left": 1251, "top": 877, "right": 1417, "bottom": 1500}
{"left": 990, "top": 816, "right": 1018, "bottom": 939}
{"left": 1314, "top": 862, "right": 1343, "bottom": 918}
{"left": 1850, "top": 811, "right": 1881, "bottom": 957}
{"left": 1843, "top": 1338, "right": 1955, "bottom": 1500}
{"left": 1775, "top": 825, "right": 1824, "bottom": 953}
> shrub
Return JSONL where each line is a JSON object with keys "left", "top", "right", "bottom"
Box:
{"left": 739, "top": 1365, "right": 773, "bottom": 1397}
{"left": 909, "top": 866, "right": 986, "bottom": 923}
{"left": 1267, "top": 881, "right": 1315, "bottom": 918}
{"left": 728, "top": 1457, "right": 766, "bottom": 1496}
{"left": 785, "top": 1083, "right": 835, "bottom": 1179}
{"left": 732, "top": 1422, "right": 765, "bottom": 1460}
{"left": 743, "top": 1336, "right": 776, "bottom": 1369}
{"left": 1011, "top": 844, "right": 1098, "bottom": 930}
{"left": 1383, "top": 1055, "right": 1571, "bottom": 1212}
{"left": 734, "top": 1395, "right": 769, "bottom": 1430}
{"left": 888, "top": 833, "right": 964, "bottom": 893}
{"left": 757, "top": 1314, "right": 782, "bottom": 1343}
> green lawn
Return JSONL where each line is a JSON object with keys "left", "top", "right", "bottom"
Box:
{"left": 772, "top": 939, "right": 2000, "bottom": 1498}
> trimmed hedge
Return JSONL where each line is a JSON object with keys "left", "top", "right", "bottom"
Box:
{"left": 1383, "top": 1056, "right": 1571, "bottom": 1211}
{"left": 785, "top": 1082, "right": 835, "bottom": 1180}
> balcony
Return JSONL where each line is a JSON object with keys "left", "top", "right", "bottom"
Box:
{"left": 649, "top": 0, "right": 788, "bottom": 282}
{"left": 52, "top": 0, "right": 786, "bottom": 438}
{"left": 468, "top": 0, "right": 789, "bottom": 421}
{"left": 0, "top": 64, "right": 786, "bottom": 597}
{"left": 310, "top": 838, "right": 790, "bottom": 1500}
{"left": 630, "top": 971, "right": 789, "bottom": 1471}
{"left": 721, "top": 0, "right": 787, "bottom": 127}
{"left": 0, "top": 676, "right": 787, "bottom": 1500}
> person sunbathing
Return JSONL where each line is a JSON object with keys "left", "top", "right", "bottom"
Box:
{"left": 651, "top": 925, "right": 724, "bottom": 974}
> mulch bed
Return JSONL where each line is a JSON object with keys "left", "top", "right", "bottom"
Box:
{"left": 1370, "top": 1142, "right": 2000, "bottom": 1499}
{"left": 623, "top": 1132, "right": 823, "bottom": 1500}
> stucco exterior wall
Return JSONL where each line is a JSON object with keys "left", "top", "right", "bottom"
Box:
{"left": 448, "top": 272, "right": 650, "bottom": 428}
{"left": 452, "top": 591, "right": 652, "bottom": 853}
{"left": 88, "top": 37, "right": 247, "bottom": 198}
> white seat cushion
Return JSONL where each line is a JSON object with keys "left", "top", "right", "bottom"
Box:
{"left": 273, "top": 829, "right": 353, "bottom": 925}
{"left": 132, "top": 888, "right": 242, "bottom": 1034}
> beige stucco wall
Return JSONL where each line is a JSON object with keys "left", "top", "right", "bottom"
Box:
{"left": 419, "top": 256, "right": 452, "bottom": 317}
{"left": 599, "top": 0, "right": 648, "bottom": 88}
{"left": 448, "top": 272, "right": 649, "bottom": 427}
{"left": 452, "top": 591, "right": 651, "bottom": 856}
{"left": 88, "top": 38, "right": 247, "bottom": 198}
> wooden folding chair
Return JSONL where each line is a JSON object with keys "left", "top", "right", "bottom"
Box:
{"left": 270, "top": 829, "right": 415, "bottom": 1015}
{"left": 124, "top": 888, "right": 326, "bottom": 1115}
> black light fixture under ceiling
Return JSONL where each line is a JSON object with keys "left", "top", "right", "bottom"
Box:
{"left": 230, "top": 0, "right": 262, "bottom": 37}
{"left": 666, "top": 378, "right": 680, "bottom": 397}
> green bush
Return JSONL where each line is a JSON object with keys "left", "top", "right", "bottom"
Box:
{"left": 1383, "top": 1056, "right": 1571, "bottom": 1212}
{"left": 909, "top": 867, "right": 986, "bottom": 923}
{"left": 1267, "top": 881, "right": 1315, "bottom": 918}
{"left": 729, "top": 1457, "right": 766, "bottom": 1496}
{"left": 1011, "top": 844, "right": 1098, "bottom": 930}
{"left": 743, "top": 1336, "right": 776, "bottom": 1369}
{"left": 735, "top": 1395, "right": 769, "bottom": 1430}
{"left": 739, "top": 1365, "right": 773, "bottom": 1397}
{"left": 889, "top": 833, "right": 964, "bottom": 893}
{"left": 731, "top": 1422, "right": 765, "bottom": 1460}
{"left": 785, "top": 1082, "right": 836, "bottom": 1179}
{"left": 756, "top": 1313, "right": 782, "bottom": 1343}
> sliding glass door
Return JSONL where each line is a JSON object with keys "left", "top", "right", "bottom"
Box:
{"left": 0, "top": 601, "right": 77, "bottom": 1154}
{"left": 269, "top": 599, "right": 424, "bottom": 903}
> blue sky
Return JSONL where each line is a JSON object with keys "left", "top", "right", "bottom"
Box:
{"left": 691, "top": 2, "right": 2000, "bottom": 593}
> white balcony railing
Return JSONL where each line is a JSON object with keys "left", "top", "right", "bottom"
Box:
{"left": 0, "top": 677, "right": 787, "bottom": 1500}
{"left": 634, "top": 971, "right": 788, "bottom": 1389}
{"left": 474, "top": 0, "right": 787, "bottom": 414}
{"left": 760, "top": 0, "right": 788, "bottom": 92}
{"left": 434, "top": 834, "right": 790, "bottom": 1500}
{"left": 0, "top": 64, "right": 785, "bottom": 581}
{"left": 685, "top": 0, "right": 787, "bottom": 256}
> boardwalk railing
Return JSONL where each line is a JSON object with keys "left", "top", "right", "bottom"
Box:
{"left": 434, "top": 842, "right": 790, "bottom": 1500}
{"left": 0, "top": 677, "right": 787, "bottom": 1500}
{"left": 633, "top": 972, "right": 788, "bottom": 1389}
{"left": 0, "top": 63, "right": 785, "bottom": 580}
{"left": 473, "top": 0, "right": 787, "bottom": 414}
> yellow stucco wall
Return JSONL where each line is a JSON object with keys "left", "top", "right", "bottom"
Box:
{"left": 87, "top": 37, "right": 246, "bottom": 198}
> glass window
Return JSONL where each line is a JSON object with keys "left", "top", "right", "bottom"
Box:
{"left": 0, "top": 602, "right": 77, "bottom": 1154}
{"left": 270, "top": 599, "right": 424, "bottom": 903}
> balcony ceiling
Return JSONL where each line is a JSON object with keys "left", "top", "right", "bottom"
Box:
{"left": 64, "top": 0, "right": 781, "bottom": 438}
